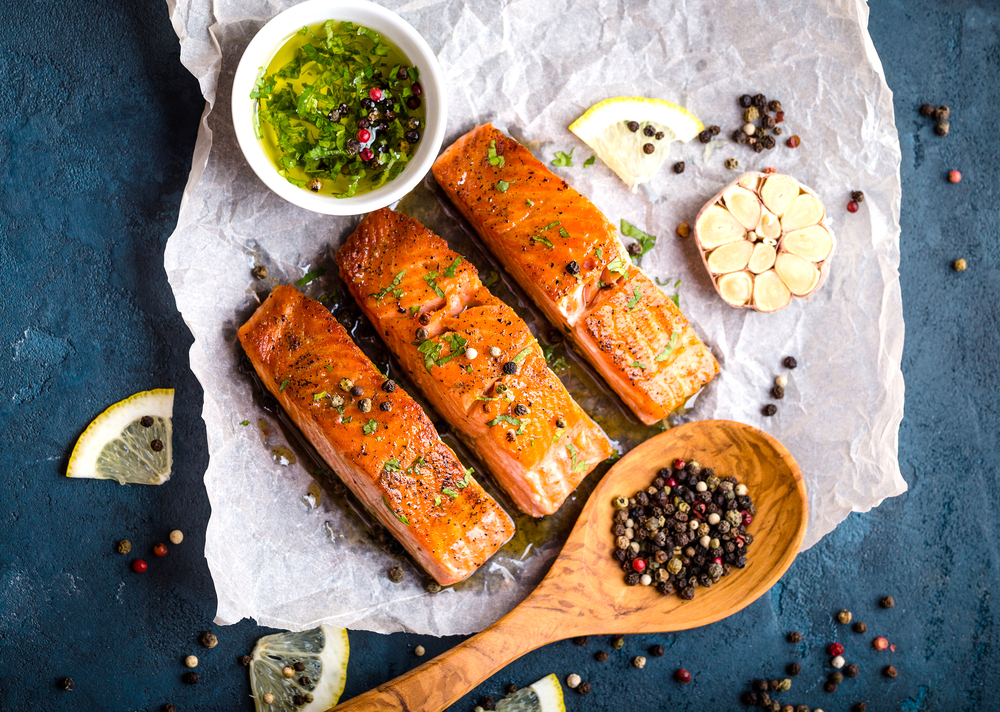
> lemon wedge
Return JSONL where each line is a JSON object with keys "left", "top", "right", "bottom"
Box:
{"left": 496, "top": 673, "right": 565, "bottom": 712}
{"left": 66, "top": 388, "right": 174, "bottom": 485}
{"left": 569, "top": 97, "right": 703, "bottom": 192}
{"left": 250, "top": 625, "right": 349, "bottom": 712}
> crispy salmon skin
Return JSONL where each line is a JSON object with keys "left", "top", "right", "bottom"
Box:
{"left": 337, "top": 208, "right": 613, "bottom": 517}
{"left": 432, "top": 124, "right": 719, "bottom": 424}
{"left": 237, "top": 285, "right": 514, "bottom": 585}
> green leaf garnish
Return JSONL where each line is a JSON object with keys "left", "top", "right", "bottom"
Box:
{"left": 525, "top": 198, "right": 534, "bottom": 207}
{"left": 296, "top": 267, "right": 327, "bottom": 286}
{"left": 566, "top": 443, "right": 587, "bottom": 473}
{"left": 279, "top": 378, "right": 290, "bottom": 392}
{"left": 583, "top": 155, "right": 596, "bottom": 167}
{"left": 551, "top": 149, "right": 574, "bottom": 167}
{"left": 487, "top": 414, "right": 525, "bottom": 435}
{"left": 559, "top": 227, "right": 570, "bottom": 238}
{"left": 417, "top": 339, "right": 443, "bottom": 371}
{"left": 488, "top": 139, "right": 505, "bottom": 168}
{"left": 384, "top": 458, "right": 401, "bottom": 471}
{"left": 632, "top": 361, "right": 646, "bottom": 370}
{"left": 443, "top": 487, "right": 459, "bottom": 498}
{"left": 607, "top": 257, "right": 630, "bottom": 278}
{"left": 512, "top": 346, "right": 532, "bottom": 364}
{"left": 456, "top": 468, "right": 473, "bottom": 488}
{"left": 482, "top": 270, "right": 499, "bottom": 288}
{"left": 240, "top": 420, "right": 250, "bottom": 426}
{"left": 423, "top": 270, "right": 446, "bottom": 298}
{"left": 655, "top": 331, "right": 680, "bottom": 362}
{"left": 372, "top": 270, "right": 406, "bottom": 300}
{"left": 363, "top": 418, "right": 378, "bottom": 435}
{"left": 383, "top": 495, "right": 409, "bottom": 525}
{"left": 313, "top": 391, "right": 328, "bottom": 401}
{"left": 541, "top": 344, "right": 569, "bottom": 371}
{"left": 434, "top": 495, "right": 442, "bottom": 506}
{"left": 496, "top": 180, "right": 512, "bottom": 192}
{"left": 596, "top": 247, "right": 603, "bottom": 260}
{"left": 621, "top": 220, "right": 658, "bottom": 264}
{"left": 626, "top": 288, "right": 643, "bottom": 311}
{"left": 443, "top": 257, "right": 462, "bottom": 278}
{"left": 531, "top": 235, "right": 554, "bottom": 248}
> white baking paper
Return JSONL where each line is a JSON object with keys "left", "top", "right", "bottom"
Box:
{"left": 163, "top": 0, "right": 905, "bottom": 635}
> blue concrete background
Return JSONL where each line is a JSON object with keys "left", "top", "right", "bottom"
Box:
{"left": 1, "top": 0, "right": 997, "bottom": 710}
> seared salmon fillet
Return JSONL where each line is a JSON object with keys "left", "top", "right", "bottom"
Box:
{"left": 337, "top": 208, "right": 613, "bottom": 517}
{"left": 237, "top": 285, "right": 514, "bottom": 585}
{"left": 432, "top": 124, "right": 719, "bottom": 424}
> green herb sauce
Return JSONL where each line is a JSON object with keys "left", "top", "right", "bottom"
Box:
{"left": 251, "top": 20, "right": 426, "bottom": 198}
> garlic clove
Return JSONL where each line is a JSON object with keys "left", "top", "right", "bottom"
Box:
{"left": 707, "top": 240, "right": 754, "bottom": 274}
{"left": 782, "top": 225, "right": 834, "bottom": 262}
{"left": 738, "top": 174, "right": 760, "bottom": 192}
{"left": 780, "top": 193, "right": 825, "bottom": 232}
{"left": 774, "top": 252, "right": 821, "bottom": 295}
{"left": 759, "top": 174, "right": 799, "bottom": 217}
{"left": 752, "top": 270, "right": 792, "bottom": 312}
{"left": 696, "top": 205, "right": 746, "bottom": 250}
{"left": 748, "top": 242, "right": 777, "bottom": 274}
{"left": 717, "top": 271, "right": 754, "bottom": 307}
{"left": 723, "top": 186, "right": 761, "bottom": 230}
{"left": 757, "top": 208, "right": 781, "bottom": 239}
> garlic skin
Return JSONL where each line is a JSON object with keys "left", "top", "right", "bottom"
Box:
{"left": 693, "top": 171, "right": 835, "bottom": 313}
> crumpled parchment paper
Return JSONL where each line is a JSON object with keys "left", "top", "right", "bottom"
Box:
{"left": 164, "top": 0, "right": 905, "bottom": 635}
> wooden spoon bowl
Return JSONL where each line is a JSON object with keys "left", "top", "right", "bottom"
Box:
{"left": 333, "top": 420, "right": 807, "bottom": 711}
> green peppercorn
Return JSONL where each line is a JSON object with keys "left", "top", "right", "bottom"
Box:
{"left": 117, "top": 540, "right": 132, "bottom": 555}
{"left": 725, "top": 158, "right": 739, "bottom": 170}
{"left": 425, "top": 581, "right": 442, "bottom": 593}
{"left": 828, "top": 671, "right": 843, "bottom": 684}
{"left": 388, "top": 566, "right": 405, "bottom": 583}
{"left": 744, "top": 106, "right": 760, "bottom": 122}
{"left": 837, "top": 609, "right": 853, "bottom": 624}
{"left": 612, "top": 635, "right": 625, "bottom": 649}
{"left": 339, "top": 378, "right": 353, "bottom": 392}
{"left": 778, "top": 678, "right": 792, "bottom": 691}
{"left": 613, "top": 495, "right": 628, "bottom": 509}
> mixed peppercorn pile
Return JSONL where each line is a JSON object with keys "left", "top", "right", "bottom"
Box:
{"left": 612, "top": 458, "right": 755, "bottom": 598}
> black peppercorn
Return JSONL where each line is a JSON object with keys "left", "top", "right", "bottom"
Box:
{"left": 655, "top": 131, "right": 665, "bottom": 140}
{"left": 823, "top": 681, "right": 837, "bottom": 693}
{"left": 786, "top": 662, "right": 801, "bottom": 676}
{"left": 239, "top": 654, "right": 252, "bottom": 666}
{"left": 514, "top": 403, "right": 528, "bottom": 416}
{"left": 853, "top": 621, "right": 867, "bottom": 633}
{"left": 708, "top": 125, "right": 721, "bottom": 136}
{"left": 673, "top": 161, "right": 685, "bottom": 174}
{"left": 252, "top": 265, "right": 269, "bottom": 279}
{"left": 183, "top": 672, "right": 199, "bottom": 685}
{"left": 643, "top": 125, "right": 655, "bottom": 137}
{"left": 884, "top": 664, "right": 898, "bottom": 678}
{"left": 852, "top": 704, "right": 868, "bottom": 712}
{"left": 763, "top": 116, "right": 776, "bottom": 129}
{"left": 140, "top": 415, "right": 154, "bottom": 428}
{"left": 379, "top": 401, "right": 391, "bottom": 412}
{"left": 642, "top": 143, "right": 655, "bottom": 154}
{"left": 577, "top": 681, "right": 592, "bottom": 695}
{"left": 388, "top": 566, "right": 405, "bottom": 583}
{"left": 502, "top": 361, "right": 517, "bottom": 375}
{"left": 293, "top": 695, "right": 306, "bottom": 706}
{"left": 479, "top": 696, "right": 496, "bottom": 710}
{"left": 739, "top": 94, "right": 753, "bottom": 107}
{"left": 935, "top": 121, "right": 950, "bottom": 136}
{"left": 627, "top": 120, "right": 640, "bottom": 132}
{"left": 627, "top": 242, "right": 643, "bottom": 256}
{"left": 59, "top": 677, "right": 74, "bottom": 691}
{"left": 787, "top": 631, "right": 802, "bottom": 643}
{"left": 150, "top": 439, "right": 164, "bottom": 452}
{"left": 761, "top": 135, "right": 776, "bottom": 149}
{"left": 698, "top": 130, "right": 711, "bottom": 144}
{"left": 351, "top": 385, "right": 364, "bottom": 397}
{"left": 752, "top": 93, "right": 766, "bottom": 107}
{"left": 595, "top": 650, "right": 609, "bottom": 661}
{"left": 844, "top": 663, "right": 860, "bottom": 678}
{"left": 650, "top": 644, "right": 665, "bottom": 657}
{"left": 762, "top": 404, "right": 777, "bottom": 416}
{"left": 164, "top": 705, "right": 177, "bottom": 712}
{"left": 851, "top": 190, "right": 865, "bottom": 203}
{"left": 742, "top": 691, "right": 759, "bottom": 705}
{"left": 573, "top": 635, "right": 589, "bottom": 646}
{"left": 919, "top": 103, "right": 935, "bottom": 116}
{"left": 293, "top": 661, "right": 306, "bottom": 672}
{"left": 768, "top": 100, "right": 782, "bottom": 113}
{"left": 504, "top": 683, "right": 518, "bottom": 694}
{"left": 626, "top": 572, "right": 641, "bottom": 585}
{"left": 396, "top": 66, "right": 409, "bottom": 80}
{"left": 566, "top": 260, "right": 581, "bottom": 275}
{"left": 783, "top": 356, "right": 797, "bottom": 369}
{"left": 753, "top": 141, "right": 765, "bottom": 153}
{"left": 381, "top": 380, "right": 396, "bottom": 393}
{"left": 771, "top": 385, "right": 785, "bottom": 399}
{"left": 300, "top": 676, "right": 312, "bottom": 686}
{"left": 880, "top": 595, "right": 895, "bottom": 608}
{"left": 773, "top": 126, "right": 783, "bottom": 135}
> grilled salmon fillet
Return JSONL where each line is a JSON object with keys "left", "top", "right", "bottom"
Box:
{"left": 432, "top": 124, "right": 719, "bottom": 424}
{"left": 337, "top": 208, "right": 613, "bottom": 517}
{"left": 237, "top": 285, "right": 514, "bottom": 585}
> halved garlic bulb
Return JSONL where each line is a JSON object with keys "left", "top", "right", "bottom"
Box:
{"left": 692, "top": 171, "right": 835, "bottom": 313}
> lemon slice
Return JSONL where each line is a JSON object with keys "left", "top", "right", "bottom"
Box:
{"left": 250, "top": 625, "right": 349, "bottom": 712}
{"left": 569, "top": 97, "right": 703, "bottom": 192}
{"left": 496, "top": 674, "right": 565, "bottom": 712}
{"left": 66, "top": 388, "right": 174, "bottom": 485}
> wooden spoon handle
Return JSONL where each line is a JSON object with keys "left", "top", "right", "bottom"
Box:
{"left": 332, "top": 599, "right": 555, "bottom": 712}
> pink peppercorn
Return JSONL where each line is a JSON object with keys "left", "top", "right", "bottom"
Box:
{"left": 775, "top": 111, "right": 785, "bottom": 123}
{"left": 357, "top": 129, "right": 371, "bottom": 143}
{"left": 369, "top": 87, "right": 382, "bottom": 101}
{"left": 675, "top": 669, "right": 692, "bottom": 683}
{"left": 949, "top": 170, "right": 962, "bottom": 183}
{"left": 847, "top": 201, "right": 859, "bottom": 213}
{"left": 632, "top": 558, "right": 646, "bottom": 573}
{"left": 829, "top": 642, "right": 844, "bottom": 656}
{"left": 763, "top": 167, "right": 777, "bottom": 174}
{"left": 360, "top": 148, "right": 374, "bottom": 161}
{"left": 673, "top": 459, "right": 686, "bottom": 470}
{"left": 874, "top": 637, "right": 889, "bottom": 650}
{"left": 713, "top": 557, "right": 722, "bottom": 565}
{"left": 787, "top": 135, "right": 800, "bottom": 148}
{"left": 741, "top": 511, "right": 753, "bottom": 527}
{"left": 666, "top": 478, "right": 677, "bottom": 487}
{"left": 132, "top": 559, "right": 148, "bottom": 573}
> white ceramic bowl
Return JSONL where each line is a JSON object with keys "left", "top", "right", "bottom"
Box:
{"left": 231, "top": 0, "right": 446, "bottom": 215}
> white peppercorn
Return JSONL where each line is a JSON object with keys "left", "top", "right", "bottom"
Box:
{"left": 566, "top": 673, "right": 581, "bottom": 688}
{"left": 632, "top": 655, "right": 646, "bottom": 669}
{"left": 775, "top": 375, "right": 788, "bottom": 387}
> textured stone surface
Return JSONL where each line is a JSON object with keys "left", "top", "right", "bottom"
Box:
{"left": 1, "top": 0, "right": 997, "bottom": 709}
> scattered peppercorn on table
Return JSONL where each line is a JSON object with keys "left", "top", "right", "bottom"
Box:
{"left": 3, "top": 0, "right": 999, "bottom": 711}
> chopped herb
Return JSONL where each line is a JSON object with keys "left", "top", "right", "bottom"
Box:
{"left": 363, "top": 418, "right": 378, "bottom": 435}
{"left": 567, "top": 443, "right": 587, "bottom": 473}
{"left": 531, "top": 234, "right": 554, "bottom": 248}
{"left": 487, "top": 139, "right": 505, "bottom": 168}
{"left": 279, "top": 378, "right": 290, "bottom": 392}
{"left": 541, "top": 344, "right": 569, "bottom": 371}
{"left": 525, "top": 198, "right": 534, "bottom": 207}
{"left": 626, "top": 288, "right": 643, "bottom": 311}
{"left": 632, "top": 361, "right": 647, "bottom": 370}
{"left": 443, "top": 257, "right": 462, "bottom": 278}
{"left": 384, "top": 458, "right": 401, "bottom": 471}
{"left": 409, "top": 304, "right": 420, "bottom": 314}
{"left": 443, "top": 487, "right": 459, "bottom": 498}
{"left": 477, "top": 395, "right": 498, "bottom": 401}
{"left": 583, "top": 155, "right": 596, "bottom": 167}
{"left": 423, "top": 270, "right": 446, "bottom": 298}
{"left": 596, "top": 247, "right": 603, "bottom": 260}
{"left": 551, "top": 149, "right": 574, "bottom": 167}
{"left": 482, "top": 270, "right": 499, "bottom": 288}
{"left": 621, "top": 220, "right": 658, "bottom": 264}
{"left": 416, "top": 339, "right": 443, "bottom": 371}
{"left": 559, "top": 227, "right": 570, "bottom": 238}
{"left": 671, "top": 293, "right": 680, "bottom": 308}
{"left": 324, "top": 364, "right": 333, "bottom": 371}
{"left": 313, "top": 391, "right": 328, "bottom": 401}
{"left": 512, "top": 346, "right": 532, "bottom": 363}
{"left": 295, "top": 267, "right": 327, "bottom": 286}
{"left": 342, "top": 415, "right": 352, "bottom": 424}
{"left": 434, "top": 495, "right": 442, "bottom": 506}
{"left": 539, "top": 221, "right": 560, "bottom": 231}
{"left": 239, "top": 420, "right": 250, "bottom": 426}
{"left": 438, "top": 333, "right": 468, "bottom": 365}
{"left": 495, "top": 179, "right": 512, "bottom": 192}
{"left": 607, "top": 257, "right": 629, "bottom": 278}
{"left": 655, "top": 331, "right": 680, "bottom": 362}
{"left": 487, "top": 414, "right": 525, "bottom": 435}
{"left": 373, "top": 270, "right": 406, "bottom": 300}
{"left": 383, "top": 495, "right": 409, "bottom": 525}
{"left": 456, "top": 468, "right": 473, "bottom": 488}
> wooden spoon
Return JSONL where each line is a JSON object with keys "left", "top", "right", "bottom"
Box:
{"left": 333, "top": 420, "right": 807, "bottom": 711}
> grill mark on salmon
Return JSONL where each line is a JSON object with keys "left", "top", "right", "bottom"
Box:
{"left": 238, "top": 285, "right": 514, "bottom": 585}
{"left": 337, "top": 208, "right": 613, "bottom": 517}
{"left": 432, "top": 124, "right": 719, "bottom": 425}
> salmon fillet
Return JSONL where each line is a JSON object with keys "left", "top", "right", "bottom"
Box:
{"left": 432, "top": 124, "right": 719, "bottom": 424}
{"left": 337, "top": 208, "right": 613, "bottom": 517}
{"left": 237, "top": 285, "right": 514, "bottom": 585}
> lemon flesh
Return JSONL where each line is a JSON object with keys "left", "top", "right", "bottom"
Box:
{"left": 496, "top": 673, "right": 565, "bottom": 712}
{"left": 250, "top": 625, "right": 349, "bottom": 712}
{"left": 66, "top": 388, "right": 174, "bottom": 485}
{"left": 569, "top": 97, "right": 703, "bottom": 192}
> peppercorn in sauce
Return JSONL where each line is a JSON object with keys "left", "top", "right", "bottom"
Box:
{"left": 337, "top": 208, "right": 612, "bottom": 517}
{"left": 432, "top": 125, "right": 719, "bottom": 424}
{"left": 238, "top": 286, "right": 514, "bottom": 585}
